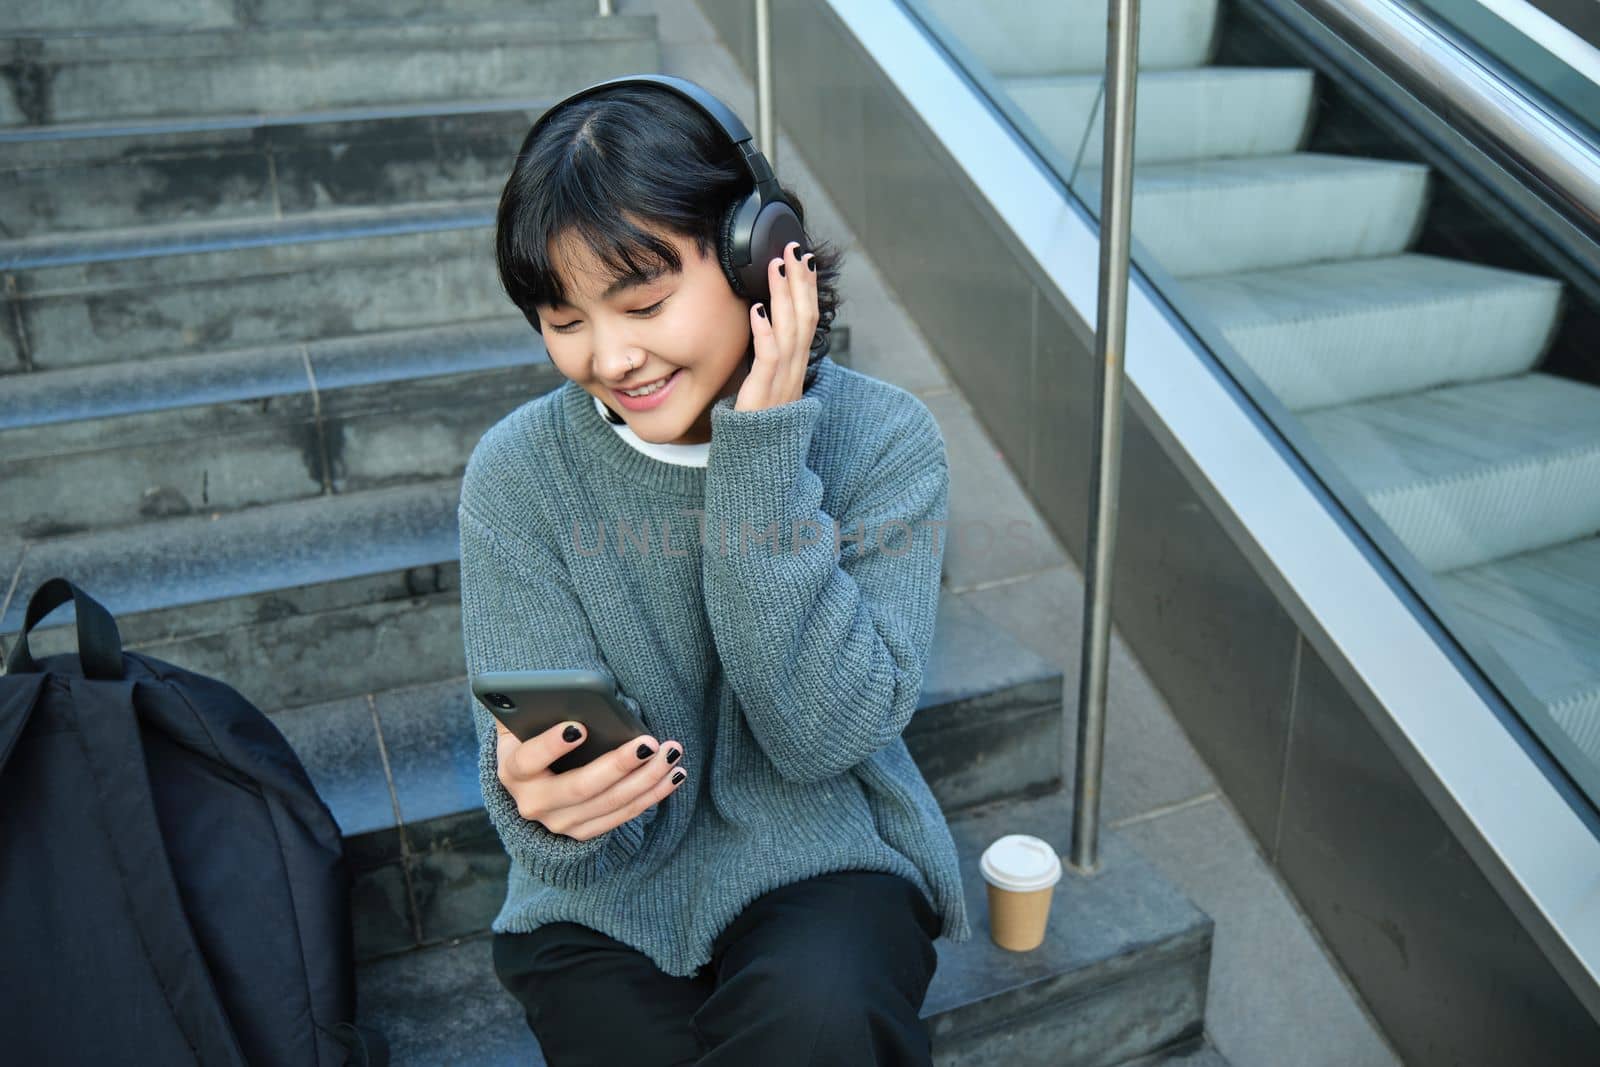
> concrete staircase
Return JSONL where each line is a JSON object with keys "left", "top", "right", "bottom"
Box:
{"left": 926, "top": 0, "right": 1600, "bottom": 768}
{"left": 1, "top": 3, "right": 1226, "bottom": 1064}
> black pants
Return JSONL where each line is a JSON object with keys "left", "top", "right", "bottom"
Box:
{"left": 492, "top": 869, "right": 942, "bottom": 1067}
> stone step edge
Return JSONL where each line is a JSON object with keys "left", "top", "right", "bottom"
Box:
{"left": 6, "top": 12, "right": 658, "bottom": 59}
{"left": 0, "top": 197, "right": 496, "bottom": 271}
{"left": 0, "top": 477, "right": 464, "bottom": 635}
{"left": 0, "top": 317, "right": 541, "bottom": 432}
{"left": 0, "top": 95, "right": 559, "bottom": 146}
{"left": 1, "top": 0, "right": 596, "bottom": 38}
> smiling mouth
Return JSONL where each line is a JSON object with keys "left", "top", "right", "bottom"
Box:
{"left": 617, "top": 368, "right": 681, "bottom": 397}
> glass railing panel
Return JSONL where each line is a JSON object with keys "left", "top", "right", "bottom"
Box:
{"left": 905, "top": 0, "right": 1600, "bottom": 809}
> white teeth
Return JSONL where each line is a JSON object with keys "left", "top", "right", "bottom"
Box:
{"left": 622, "top": 371, "right": 674, "bottom": 397}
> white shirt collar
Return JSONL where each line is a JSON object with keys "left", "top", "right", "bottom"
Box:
{"left": 593, "top": 394, "right": 710, "bottom": 467}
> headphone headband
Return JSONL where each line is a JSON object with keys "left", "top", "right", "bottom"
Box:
{"left": 524, "top": 73, "right": 784, "bottom": 209}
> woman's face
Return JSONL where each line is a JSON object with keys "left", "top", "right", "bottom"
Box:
{"left": 536, "top": 220, "right": 754, "bottom": 446}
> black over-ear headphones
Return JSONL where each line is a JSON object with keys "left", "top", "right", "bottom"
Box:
{"left": 519, "top": 73, "right": 829, "bottom": 372}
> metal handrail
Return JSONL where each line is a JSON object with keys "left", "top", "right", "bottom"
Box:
{"left": 756, "top": 0, "right": 775, "bottom": 163}
{"left": 1069, "top": 0, "right": 1142, "bottom": 875}
{"left": 1297, "top": 0, "right": 1600, "bottom": 229}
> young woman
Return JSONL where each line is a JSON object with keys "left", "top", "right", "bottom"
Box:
{"left": 458, "top": 76, "right": 971, "bottom": 1066}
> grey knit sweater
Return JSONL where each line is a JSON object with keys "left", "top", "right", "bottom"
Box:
{"left": 457, "top": 355, "right": 972, "bottom": 979}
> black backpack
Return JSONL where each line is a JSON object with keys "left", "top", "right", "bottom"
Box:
{"left": 0, "top": 577, "right": 388, "bottom": 1066}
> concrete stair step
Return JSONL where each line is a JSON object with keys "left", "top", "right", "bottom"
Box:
{"left": 0, "top": 320, "right": 553, "bottom": 540}
{"left": 2, "top": 99, "right": 556, "bottom": 238}
{"left": 276, "top": 586, "right": 1065, "bottom": 958}
{"left": 3, "top": 206, "right": 499, "bottom": 373}
{"left": 7, "top": 0, "right": 243, "bottom": 34}
{"left": 0, "top": 195, "right": 497, "bottom": 272}
{"left": 228, "top": 0, "right": 601, "bottom": 29}
{"left": 1002, "top": 67, "right": 1314, "bottom": 168}
{"left": 1436, "top": 533, "right": 1600, "bottom": 765}
{"left": 1301, "top": 372, "right": 1600, "bottom": 572}
{"left": 350, "top": 780, "right": 1213, "bottom": 1067}
{"left": 0, "top": 478, "right": 465, "bottom": 639}
{"left": 1179, "top": 253, "right": 1565, "bottom": 411}
{"left": 1, "top": 15, "right": 659, "bottom": 126}
{"left": 1070, "top": 152, "right": 1430, "bottom": 278}
{"left": 922, "top": 0, "right": 1220, "bottom": 76}
{"left": 1, "top": 317, "right": 538, "bottom": 430}
{"left": 3, "top": 0, "right": 594, "bottom": 35}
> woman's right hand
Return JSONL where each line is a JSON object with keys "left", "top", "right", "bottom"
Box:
{"left": 494, "top": 720, "right": 687, "bottom": 841}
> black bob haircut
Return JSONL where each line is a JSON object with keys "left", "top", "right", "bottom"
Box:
{"left": 494, "top": 82, "right": 843, "bottom": 370}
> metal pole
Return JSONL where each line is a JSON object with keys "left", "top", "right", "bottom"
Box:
{"left": 598, "top": 0, "right": 613, "bottom": 15}
{"left": 1069, "top": 0, "right": 1141, "bottom": 876}
{"left": 755, "top": 0, "right": 775, "bottom": 165}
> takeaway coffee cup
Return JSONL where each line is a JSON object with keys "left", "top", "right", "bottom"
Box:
{"left": 979, "top": 834, "right": 1062, "bottom": 951}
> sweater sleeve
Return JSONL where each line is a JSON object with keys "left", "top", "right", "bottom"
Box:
{"left": 700, "top": 392, "right": 950, "bottom": 783}
{"left": 457, "top": 502, "right": 654, "bottom": 892}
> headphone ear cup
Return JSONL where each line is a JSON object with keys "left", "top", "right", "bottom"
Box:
{"left": 719, "top": 197, "right": 752, "bottom": 302}
{"left": 721, "top": 193, "right": 806, "bottom": 309}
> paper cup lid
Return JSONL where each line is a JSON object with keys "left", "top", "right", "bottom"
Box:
{"left": 980, "top": 834, "right": 1063, "bottom": 892}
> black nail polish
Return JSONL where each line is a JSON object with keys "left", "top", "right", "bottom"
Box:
{"left": 671, "top": 770, "right": 686, "bottom": 785}
{"left": 778, "top": 263, "right": 786, "bottom": 278}
{"left": 665, "top": 747, "right": 682, "bottom": 764}
{"left": 756, "top": 305, "right": 767, "bottom": 319}
{"left": 806, "top": 257, "right": 816, "bottom": 272}
{"left": 563, "top": 724, "right": 582, "bottom": 742}
{"left": 636, "top": 742, "right": 655, "bottom": 759}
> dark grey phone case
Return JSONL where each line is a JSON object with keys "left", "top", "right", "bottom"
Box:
{"left": 471, "top": 669, "right": 650, "bottom": 774}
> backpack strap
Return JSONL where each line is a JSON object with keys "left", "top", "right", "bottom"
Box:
{"left": 0, "top": 672, "right": 46, "bottom": 781}
{"left": 5, "top": 577, "right": 123, "bottom": 680}
{"left": 66, "top": 674, "right": 248, "bottom": 1066}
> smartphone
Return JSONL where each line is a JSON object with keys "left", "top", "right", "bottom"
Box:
{"left": 471, "top": 669, "right": 651, "bottom": 774}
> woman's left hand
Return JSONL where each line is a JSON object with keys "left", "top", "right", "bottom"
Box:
{"left": 736, "top": 240, "right": 818, "bottom": 412}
